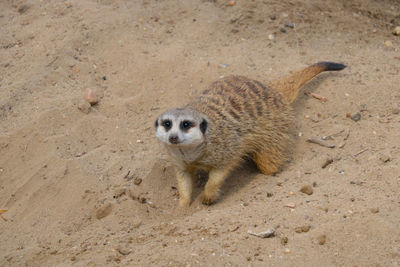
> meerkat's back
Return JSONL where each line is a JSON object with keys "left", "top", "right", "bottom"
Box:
{"left": 185, "top": 75, "right": 294, "bottom": 171}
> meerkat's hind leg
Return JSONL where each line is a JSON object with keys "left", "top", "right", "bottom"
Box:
{"left": 202, "top": 167, "right": 233, "bottom": 205}
{"left": 175, "top": 168, "right": 194, "bottom": 207}
{"left": 253, "top": 148, "right": 285, "bottom": 175}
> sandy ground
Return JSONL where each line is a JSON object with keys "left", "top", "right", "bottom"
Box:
{"left": 1, "top": 0, "right": 400, "bottom": 266}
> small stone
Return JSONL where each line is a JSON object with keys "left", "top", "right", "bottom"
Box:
{"left": 300, "top": 185, "right": 313, "bottom": 195}
{"left": 133, "top": 178, "right": 142, "bottom": 185}
{"left": 268, "top": 34, "right": 275, "bottom": 40}
{"left": 269, "top": 15, "right": 276, "bottom": 20}
{"left": 370, "top": 207, "right": 379, "bottom": 214}
{"left": 77, "top": 101, "right": 91, "bottom": 114}
{"left": 266, "top": 192, "right": 273, "bottom": 197}
{"left": 284, "top": 248, "right": 291, "bottom": 254}
{"left": 285, "top": 203, "right": 296, "bottom": 208}
{"left": 18, "top": 5, "right": 30, "bottom": 14}
{"left": 70, "top": 256, "right": 76, "bottom": 261}
{"left": 350, "top": 112, "right": 361, "bottom": 122}
{"left": 281, "top": 236, "right": 288, "bottom": 245}
{"left": 317, "top": 234, "right": 326, "bottom": 245}
{"left": 227, "top": 0, "right": 236, "bottom": 6}
{"left": 280, "top": 27, "right": 286, "bottom": 33}
{"left": 113, "top": 189, "right": 126, "bottom": 198}
{"left": 380, "top": 154, "right": 391, "bottom": 163}
{"left": 392, "top": 107, "right": 400, "bottom": 114}
{"left": 294, "top": 227, "right": 303, "bottom": 233}
{"left": 295, "top": 225, "right": 311, "bottom": 233}
{"left": 49, "top": 250, "right": 58, "bottom": 255}
{"left": 385, "top": 40, "right": 393, "bottom": 47}
{"left": 96, "top": 203, "right": 112, "bottom": 219}
{"left": 284, "top": 22, "right": 294, "bottom": 28}
{"left": 247, "top": 228, "right": 275, "bottom": 238}
{"left": 84, "top": 88, "right": 98, "bottom": 105}
{"left": 117, "top": 246, "right": 131, "bottom": 255}
{"left": 322, "top": 158, "right": 334, "bottom": 168}
{"left": 393, "top": 26, "right": 400, "bottom": 36}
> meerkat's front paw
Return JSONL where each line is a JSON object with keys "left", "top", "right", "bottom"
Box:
{"left": 202, "top": 191, "right": 218, "bottom": 205}
{"left": 179, "top": 197, "right": 191, "bottom": 208}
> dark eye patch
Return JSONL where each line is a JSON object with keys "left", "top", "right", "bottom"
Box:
{"left": 200, "top": 119, "right": 208, "bottom": 134}
{"left": 180, "top": 120, "right": 194, "bottom": 132}
{"left": 161, "top": 119, "right": 172, "bottom": 131}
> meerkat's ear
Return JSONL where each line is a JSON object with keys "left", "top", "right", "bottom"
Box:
{"left": 155, "top": 119, "right": 159, "bottom": 128}
{"left": 200, "top": 119, "right": 208, "bottom": 134}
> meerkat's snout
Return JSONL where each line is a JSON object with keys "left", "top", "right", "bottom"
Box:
{"left": 168, "top": 134, "right": 179, "bottom": 144}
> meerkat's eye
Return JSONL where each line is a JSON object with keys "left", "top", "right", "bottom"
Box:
{"left": 180, "top": 120, "right": 193, "bottom": 130}
{"left": 162, "top": 120, "right": 172, "bottom": 130}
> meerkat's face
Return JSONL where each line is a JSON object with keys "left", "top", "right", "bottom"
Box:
{"left": 155, "top": 109, "right": 208, "bottom": 147}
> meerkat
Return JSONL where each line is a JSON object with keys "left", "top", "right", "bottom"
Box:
{"left": 155, "top": 62, "right": 346, "bottom": 207}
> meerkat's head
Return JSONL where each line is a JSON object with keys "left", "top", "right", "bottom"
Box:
{"left": 155, "top": 108, "right": 208, "bottom": 147}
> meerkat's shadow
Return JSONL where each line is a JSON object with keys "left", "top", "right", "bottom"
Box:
{"left": 192, "top": 157, "right": 261, "bottom": 204}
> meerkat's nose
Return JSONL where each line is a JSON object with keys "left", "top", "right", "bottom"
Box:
{"left": 169, "top": 135, "right": 179, "bottom": 144}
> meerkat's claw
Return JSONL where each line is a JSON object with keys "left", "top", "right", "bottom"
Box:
{"left": 202, "top": 194, "right": 217, "bottom": 205}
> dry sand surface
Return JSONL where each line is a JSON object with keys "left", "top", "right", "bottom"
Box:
{"left": 1, "top": 0, "right": 400, "bottom": 266}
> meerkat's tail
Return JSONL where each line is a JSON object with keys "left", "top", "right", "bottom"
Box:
{"left": 271, "top": 62, "right": 346, "bottom": 103}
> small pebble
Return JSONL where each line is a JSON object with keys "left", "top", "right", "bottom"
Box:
{"left": 247, "top": 228, "right": 275, "bottom": 238}
{"left": 77, "top": 101, "right": 91, "bottom": 114}
{"left": 392, "top": 107, "right": 400, "bottom": 114}
{"left": 295, "top": 225, "right": 311, "bottom": 233}
{"left": 300, "top": 185, "right": 313, "bottom": 195}
{"left": 284, "top": 22, "right": 294, "bottom": 28}
{"left": 350, "top": 112, "right": 361, "bottom": 122}
{"left": 84, "top": 88, "right": 98, "bottom": 105}
{"left": 322, "top": 158, "right": 333, "bottom": 168}
{"left": 281, "top": 236, "right": 288, "bottom": 245}
{"left": 294, "top": 227, "right": 302, "bottom": 233}
{"left": 268, "top": 34, "right": 275, "bottom": 40}
{"left": 117, "top": 246, "right": 131, "bottom": 255}
{"left": 385, "top": 40, "right": 393, "bottom": 47}
{"left": 133, "top": 178, "right": 142, "bottom": 185}
{"left": 285, "top": 203, "right": 296, "bottom": 208}
{"left": 317, "top": 234, "right": 326, "bottom": 245}
{"left": 393, "top": 26, "right": 400, "bottom": 36}
{"left": 96, "top": 203, "right": 112, "bottom": 219}
{"left": 228, "top": 0, "right": 236, "bottom": 6}
{"left": 280, "top": 27, "right": 287, "bottom": 33}
{"left": 380, "top": 154, "right": 391, "bottom": 163}
{"left": 113, "top": 189, "right": 126, "bottom": 198}
{"left": 370, "top": 208, "right": 379, "bottom": 214}
{"left": 284, "top": 248, "right": 291, "bottom": 254}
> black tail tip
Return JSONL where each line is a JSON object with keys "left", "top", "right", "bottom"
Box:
{"left": 316, "top": 61, "right": 347, "bottom": 71}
